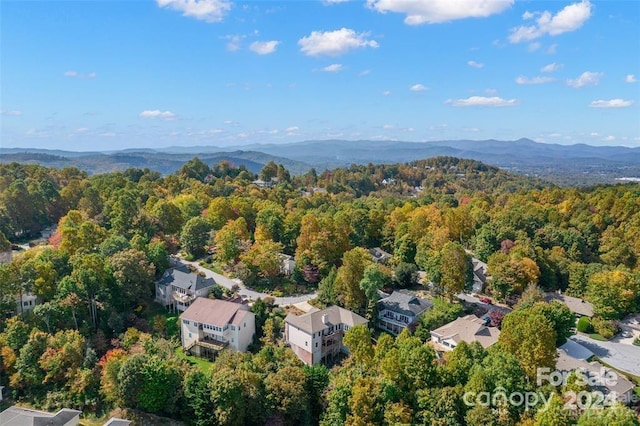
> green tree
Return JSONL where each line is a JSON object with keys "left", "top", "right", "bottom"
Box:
{"left": 586, "top": 270, "right": 639, "bottom": 319}
{"left": 438, "top": 241, "right": 473, "bottom": 300}
{"left": 335, "top": 247, "right": 373, "bottom": 313}
{"left": 183, "top": 370, "right": 216, "bottom": 426}
{"left": 108, "top": 249, "right": 155, "bottom": 307}
{"left": 180, "top": 216, "right": 211, "bottom": 258}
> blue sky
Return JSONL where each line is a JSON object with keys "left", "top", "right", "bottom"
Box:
{"left": 1, "top": 0, "right": 639, "bottom": 150}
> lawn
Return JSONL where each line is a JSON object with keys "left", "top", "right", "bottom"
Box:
{"left": 587, "top": 332, "right": 609, "bottom": 341}
{"left": 174, "top": 347, "right": 214, "bottom": 373}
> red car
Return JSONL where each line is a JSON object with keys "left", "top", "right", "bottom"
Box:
{"left": 479, "top": 296, "right": 493, "bottom": 305}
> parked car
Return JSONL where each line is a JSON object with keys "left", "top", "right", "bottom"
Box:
{"left": 479, "top": 296, "right": 493, "bottom": 305}
{"left": 621, "top": 331, "right": 632, "bottom": 338}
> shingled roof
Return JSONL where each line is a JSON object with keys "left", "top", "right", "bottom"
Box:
{"left": 285, "top": 305, "right": 368, "bottom": 335}
{"left": 377, "top": 290, "right": 432, "bottom": 318}
{"left": 545, "top": 293, "right": 594, "bottom": 317}
{"left": 157, "top": 266, "right": 216, "bottom": 292}
{"left": 181, "top": 298, "right": 250, "bottom": 327}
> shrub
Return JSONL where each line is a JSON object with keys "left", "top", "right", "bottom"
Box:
{"left": 577, "top": 316, "right": 592, "bottom": 333}
{"left": 591, "top": 317, "right": 619, "bottom": 339}
{"left": 633, "top": 336, "right": 640, "bottom": 346}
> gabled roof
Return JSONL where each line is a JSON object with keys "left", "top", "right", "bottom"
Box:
{"left": 431, "top": 315, "right": 500, "bottom": 349}
{"left": 181, "top": 298, "right": 250, "bottom": 327}
{"left": 285, "top": 305, "right": 368, "bottom": 335}
{"left": 157, "top": 266, "right": 216, "bottom": 292}
{"left": 556, "top": 350, "right": 635, "bottom": 396}
{"left": 0, "top": 406, "right": 81, "bottom": 426}
{"left": 369, "top": 247, "right": 392, "bottom": 261}
{"left": 377, "top": 290, "right": 432, "bottom": 317}
{"left": 544, "top": 292, "right": 594, "bottom": 317}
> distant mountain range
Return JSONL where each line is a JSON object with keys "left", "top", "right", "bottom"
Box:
{"left": 2, "top": 138, "right": 640, "bottom": 185}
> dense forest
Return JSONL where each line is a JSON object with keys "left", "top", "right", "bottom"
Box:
{"left": 0, "top": 157, "right": 639, "bottom": 425}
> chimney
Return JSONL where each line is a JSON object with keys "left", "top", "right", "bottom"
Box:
{"left": 322, "top": 314, "right": 329, "bottom": 325}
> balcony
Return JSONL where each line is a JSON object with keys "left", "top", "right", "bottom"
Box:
{"left": 172, "top": 291, "right": 195, "bottom": 304}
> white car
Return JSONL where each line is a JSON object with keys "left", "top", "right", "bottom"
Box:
{"left": 621, "top": 331, "right": 632, "bottom": 338}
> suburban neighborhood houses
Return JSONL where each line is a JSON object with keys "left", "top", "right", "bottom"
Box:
{"left": 376, "top": 290, "right": 432, "bottom": 335}
{"left": 155, "top": 265, "right": 217, "bottom": 312}
{"left": 430, "top": 314, "right": 501, "bottom": 351}
{"left": 284, "top": 305, "right": 368, "bottom": 365}
{"left": 180, "top": 297, "right": 255, "bottom": 357}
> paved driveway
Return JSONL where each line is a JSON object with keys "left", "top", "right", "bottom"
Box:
{"left": 175, "top": 258, "right": 316, "bottom": 306}
{"left": 570, "top": 334, "right": 640, "bottom": 376}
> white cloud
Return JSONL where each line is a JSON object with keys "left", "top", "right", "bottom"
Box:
{"left": 64, "top": 71, "right": 96, "bottom": 79}
{"left": 462, "top": 127, "right": 481, "bottom": 132}
{"left": 382, "top": 124, "right": 394, "bottom": 129}
{"left": 541, "top": 62, "right": 563, "bottom": 73}
{"left": 566, "top": 71, "right": 603, "bottom": 88}
{"left": 0, "top": 109, "right": 22, "bottom": 116}
{"left": 410, "top": 83, "right": 428, "bottom": 92}
{"left": 515, "top": 75, "right": 555, "bottom": 85}
{"left": 324, "top": 0, "right": 350, "bottom": 3}
{"left": 546, "top": 43, "right": 558, "bottom": 54}
{"left": 589, "top": 99, "right": 634, "bottom": 108}
{"left": 446, "top": 96, "right": 518, "bottom": 107}
{"left": 298, "top": 28, "right": 378, "bottom": 56}
{"left": 367, "top": 0, "right": 513, "bottom": 25}
{"left": 358, "top": 70, "right": 371, "bottom": 77}
{"left": 467, "top": 60, "right": 484, "bottom": 69}
{"left": 603, "top": 135, "right": 616, "bottom": 142}
{"left": 508, "top": 0, "right": 592, "bottom": 43}
{"left": 139, "top": 110, "right": 176, "bottom": 119}
{"left": 322, "top": 63, "right": 343, "bottom": 72}
{"left": 382, "top": 90, "right": 392, "bottom": 96}
{"left": 249, "top": 40, "right": 279, "bottom": 55}
{"left": 626, "top": 74, "right": 637, "bottom": 83}
{"left": 224, "top": 35, "right": 243, "bottom": 51}
{"left": 527, "top": 42, "right": 541, "bottom": 52}
{"left": 156, "top": 0, "right": 231, "bottom": 23}
{"left": 285, "top": 126, "right": 299, "bottom": 133}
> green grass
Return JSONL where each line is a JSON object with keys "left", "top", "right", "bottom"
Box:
{"left": 174, "top": 347, "right": 214, "bottom": 373}
{"left": 587, "top": 332, "right": 609, "bottom": 341}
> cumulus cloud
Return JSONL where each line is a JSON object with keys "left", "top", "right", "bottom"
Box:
{"left": 249, "top": 40, "right": 279, "bottom": 55}
{"left": 603, "top": 135, "right": 616, "bottom": 142}
{"left": 509, "top": 0, "right": 592, "bottom": 43}
{"left": 0, "top": 109, "right": 22, "bottom": 116}
{"left": 285, "top": 126, "right": 299, "bottom": 133}
{"left": 139, "top": 110, "right": 176, "bottom": 119}
{"left": 382, "top": 90, "right": 392, "bottom": 96}
{"left": 589, "top": 99, "right": 634, "bottom": 108}
{"left": 626, "top": 74, "right": 637, "bottom": 83}
{"left": 322, "top": 63, "right": 343, "bottom": 72}
{"left": 64, "top": 71, "right": 96, "bottom": 79}
{"left": 298, "top": 28, "right": 379, "bottom": 56}
{"left": 467, "top": 60, "right": 484, "bottom": 69}
{"left": 410, "top": 84, "right": 428, "bottom": 92}
{"left": 446, "top": 96, "right": 518, "bottom": 107}
{"left": 541, "top": 62, "right": 563, "bottom": 73}
{"left": 367, "top": 0, "right": 513, "bottom": 25}
{"left": 566, "top": 71, "right": 603, "bottom": 88}
{"left": 515, "top": 76, "right": 555, "bottom": 85}
{"left": 156, "top": 0, "right": 231, "bottom": 23}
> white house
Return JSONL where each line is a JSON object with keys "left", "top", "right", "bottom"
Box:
{"left": 376, "top": 290, "right": 432, "bottom": 335}
{"left": 430, "top": 315, "right": 500, "bottom": 351}
{"left": 181, "top": 298, "right": 255, "bottom": 359}
{"left": 471, "top": 257, "right": 489, "bottom": 294}
{"left": 15, "top": 292, "right": 38, "bottom": 314}
{"left": 279, "top": 253, "right": 296, "bottom": 276}
{"left": 155, "top": 266, "right": 216, "bottom": 312}
{"left": 284, "top": 305, "right": 368, "bottom": 365}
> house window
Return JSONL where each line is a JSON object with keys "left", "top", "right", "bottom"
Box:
{"left": 315, "top": 342, "right": 318, "bottom": 348}
{"left": 183, "top": 320, "right": 190, "bottom": 325}
{"left": 305, "top": 341, "right": 308, "bottom": 346}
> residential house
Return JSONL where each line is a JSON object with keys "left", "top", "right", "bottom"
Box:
{"left": 15, "top": 292, "right": 38, "bottom": 314}
{"left": 369, "top": 247, "right": 392, "bottom": 264}
{"left": 377, "top": 290, "right": 432, "bottom": 335}
{"left": 430, "top": 315, "right": 500, "bottom": 351}
{"left": 104, "top": 418, "right": 132, "bottom": 426}
{"left": 0, "top": 406, "right": 81, "bottom": 426}
{"left": 556, "top": 349, "right": 635, "bottom": 404}
{"left": 155, "top": 265, "right": 216, "bottom": 312}
{"left": 471, "top": 257, "right": 488, "bottom": 294}
{"left": 285, "top": 305, "right": 368, "bottom": 365}
{"left": 545, "top": 292, "right": 594, "bottom": 318}
{"left": 181, "top": 298, "right": 255, "bottom": 359}
{"left": 279, "top": 253, "right": 296, "bottom": 276}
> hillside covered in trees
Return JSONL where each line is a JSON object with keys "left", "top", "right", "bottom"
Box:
{"left": 1, "top": 157, "right": 639, "bottom": 425}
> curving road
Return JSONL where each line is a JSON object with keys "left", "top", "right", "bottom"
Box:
{"left": 174, "top": 257, "right": 316, "bottom": 306}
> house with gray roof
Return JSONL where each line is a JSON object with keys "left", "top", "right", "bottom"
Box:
{"left": 0, "top": 406, "right": 81, "bottom": 426}
{"left": 471, "top": 257, "right": 489, "bottom": 294}
{"left": 369, "top": 247, "right": 392, "bottom": 264}
{"left": 376, "top": 290, "right": 432, "bottom": 335}
{"left": 556, "top": 350, "right": 635, "bottom": 404}
{"left": 155, "top": 265, "right": 217, "bottom": 312}
{"left": 285, "top": 305, "right": 368, "bottom": 365}
{"left": 545, "top": 292, "right": 594, "bottom": 317}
